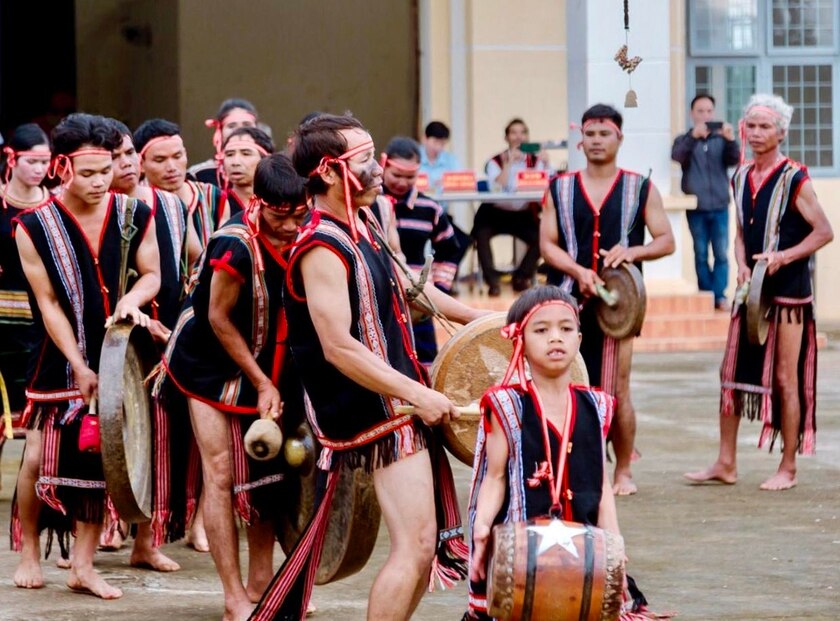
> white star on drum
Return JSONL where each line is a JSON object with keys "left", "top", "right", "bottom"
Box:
{"left": 527, "top": 519, "right": 588, "bottom": 558}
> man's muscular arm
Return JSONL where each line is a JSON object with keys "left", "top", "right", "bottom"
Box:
{"left": 16, "top": 229, "right": 97, "bottom": 403}
{"left": 301, "top": 246, "right": 458, "bottom": 426}
{"left": 111, "top": 217, "right": 161, "bottom": 327}
{"left": 208, "top": 268, "right": 280, "bottom": 418}
{"left": 753, "top": 179, "right": 834, "bottom": 275}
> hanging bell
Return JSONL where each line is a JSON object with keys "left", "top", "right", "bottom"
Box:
{"left": 624, "top": 89, "right": 638, "bottom": 108}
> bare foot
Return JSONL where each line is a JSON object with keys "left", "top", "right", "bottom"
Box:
{"left": 99, "top": 521, "right": 127, "bottom": 551}
{"left": 613, "top": 473, "right": 638, "bottom": 496}
{"left": 130, "top": 547, "right": 181, "bottom": 572}
{"left": 683, "top": 462, "right": 737, "bottom": 485}
{"left": 759, "top": 470, "right": 797, "bottom": 491}
{"left": 13, "top": 556, "right": 44, "bottom": 589}
{"left": 222, "top": 600, "right": 255, "bottom": 621}
{"left": 306, "top": 601, "right": 317, "bottom": 616}
{"left": 631, "top": 448, "right": 642, "bottom": 463}
{"left": 186, "top": 530, "right": 210, "bottom": 553}
{"left": 67, "top": 566, "right": 123, "bottom": 599}
{"left": 56, "top": 556, "right": 72, "bottom": 570}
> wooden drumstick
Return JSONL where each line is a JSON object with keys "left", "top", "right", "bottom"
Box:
{"left": 394, "top": 404, "right": 481, "bottom": 416}
{"left": 244, "top": 417, "right": 283, "bottom": 461}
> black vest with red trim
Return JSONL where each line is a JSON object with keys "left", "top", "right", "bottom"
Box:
{"left": 16, "top": 194, "right": 151, "bottom": 400}
{"left": 546, "top": 170, "right": 649, "bottom": 297}
{"left": 283, "top": 209, "right": 425, "bottom": 442}
{"left": 164, "top": 212, "right": 293, "bottom": 412}
{"left": 151, "top": 189, "right": 189, "bottom": 329}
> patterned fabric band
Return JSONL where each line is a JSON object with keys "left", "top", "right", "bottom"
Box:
{"left": 379, "top": 153, "right": 421, "bottom": 173}
{"left": 47, "top": 148, "right": 112, "bottom": 187}
{"left": 309, "top": 139, "right": 375, "bottom": 242}
{"left": 139, "top": 135, "right": 184, "bottom": 161}
{"left": 500, "top": 299, "right": 580, "bottom": 389}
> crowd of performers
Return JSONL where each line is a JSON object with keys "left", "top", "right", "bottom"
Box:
{"left": 0, "top": 91, "right": 832, "bottom": 621}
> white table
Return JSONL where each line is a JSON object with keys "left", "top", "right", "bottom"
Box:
{"left": 429, "top": 191, "right": 546, "bottom": 291}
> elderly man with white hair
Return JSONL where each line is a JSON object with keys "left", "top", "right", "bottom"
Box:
{"left": 685, "top": 93, "right": 833, "bottom": 491}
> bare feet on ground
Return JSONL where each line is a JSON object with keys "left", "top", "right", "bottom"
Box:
{"left": 13, "top": 555, "right": 44, "bottom": 589}
{"left": 222, "top": 601, "right": 255, "bottom": 621}
{"left": 759, "top": 469, "right": 797, "bottom": 491}
{"left": 130, "top": 547, "right": 181, "bottom": 572}
{"left": 306, "top": 601, "right": 317, "bottom": 616}
{"left": 67, "top": 566, "right": 123, "bottom": 599}
{"left": 56, "top": 556, "right": 72, "bottom": 569}
{"left": 683, "top": 462, "right": 737, "bottom": 484}
{"left": 99, "top": 521, "right": 127, "bottom": 551}
{"left": 186, "top": 529, "right": 210, "bottom": 553}
{"left": 613, "top": 472, "right": 638, "bottom": 496}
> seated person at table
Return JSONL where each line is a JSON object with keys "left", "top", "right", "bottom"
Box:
{"left": 471, "top": 118, "right": 550, "bottom": 296}
{"left": 419, "top": 120, "right": 461, "bottom": 194}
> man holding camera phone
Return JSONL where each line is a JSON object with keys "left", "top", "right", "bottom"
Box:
{"left": 672, "top": 93, "right": 740, "bottom": 310}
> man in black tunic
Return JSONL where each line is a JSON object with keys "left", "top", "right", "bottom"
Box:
{"left": 252, "top": 114, "right": 486, "bottom": 621}
{"left": 540, "top": 104, "right": 675, "bottom": 496}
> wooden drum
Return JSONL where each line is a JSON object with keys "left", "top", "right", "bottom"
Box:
{"left": 431, "top": 313, "right": 589, "bottom": 466}
{"left": 487, "top": 518, "right": 625, "bottom": 621}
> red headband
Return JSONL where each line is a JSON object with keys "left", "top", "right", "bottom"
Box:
{"left": 139, "top": 134, "right": 184, "bottom": 160}
{"left": 379, "top": 153, "right": 421, "bottom": 173}
{"left": 223, "top": 137, "right": 270, "bottom": 158}
{"left": 3, "top": 146, "right": 50, "bottom": 185}
{"left": 571, "top": 119, "right": 623, "bottom": 150}
{"left": 47, "top": 147, "right": 112, "bottom": 187}
{"left": 244, "top": 195, "right": 308, "bottom": 269}
{"left": 309, "top": 139, "right": 374, "bottom": 242}
{"left": 499, "top": 300, "right": 580, "bottom": 390}
{"left": 205, "top": 110, "right": 258, "bottom": 156}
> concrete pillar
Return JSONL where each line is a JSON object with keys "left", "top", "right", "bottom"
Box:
{"left": 566, "top": 0, "right": 689, "bottom": 288}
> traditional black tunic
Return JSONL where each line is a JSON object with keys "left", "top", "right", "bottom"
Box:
{"left": 371, "top": 190, "right": 462, "bottom": 363}
{"left": 150, "top": 189, "right": 189, "bottom": 329}
{"left": 721, "top": 159, "right": 817, "bottom": 453}
{"left": 12, "top": 193, "right": 151, "bottom": 531}
{"left": 546, "top": 170, "right": 649, "bottom": 394}
{"left": 0, "top": 194, "right": 48, "bottom": 413}
{"left": 284, "top": 208, "right": 427, "bottom": 471}
{"left": 164, "top": 212, "right": 301, "bottom": 523}
{"left": 466, "top": 385, "right": 613, "bottom": 619}
{"left": 185, "top": 179, "right": 226, "bottom": 250}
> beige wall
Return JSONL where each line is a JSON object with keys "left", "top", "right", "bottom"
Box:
{"left": 76, "top": 1, "right": 417, "bottom": 162}
{"left": 76, "top": 1, "right": 180, "bottom": 124}
{"left": 467, "top": 0, "right": 566, "bottom": 173}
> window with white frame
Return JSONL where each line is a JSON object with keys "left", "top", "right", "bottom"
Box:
{"left": 688, "top": 0, "right": 839, "bottom": 172}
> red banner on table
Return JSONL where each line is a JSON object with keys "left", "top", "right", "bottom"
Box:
{"left": 415, "top": 173, "right": 430, "bottom": 193}
{"left": 516, "top": 169, "right": 549, "bottom": 190}
{"left": 441, "top": 171, "right": 477, "bottom": 192}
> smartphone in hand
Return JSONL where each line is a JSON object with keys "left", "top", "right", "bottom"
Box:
{"left": 705, "top": 121, "right": 724, "bottom": 132}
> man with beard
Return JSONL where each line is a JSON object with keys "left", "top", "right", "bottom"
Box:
{"left": 540, "top": 104, "right": 675, "bottom": 496}
{"left": 251, "top": 114, "right": 487, "bottom": 620}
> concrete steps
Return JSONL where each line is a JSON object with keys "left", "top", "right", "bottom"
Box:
{"left": 637, "top": 292, "right": 730, "bottom": 352}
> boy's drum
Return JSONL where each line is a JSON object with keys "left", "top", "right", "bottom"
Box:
{"left": 487, "top": 517, "right": 625, "bottom": 621}
{"left": 431, "top": 312, "right": 589, "bottom": 466}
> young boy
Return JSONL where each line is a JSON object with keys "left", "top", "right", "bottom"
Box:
{"left": 466, "top": 285, "right": 665, "bottom": 620}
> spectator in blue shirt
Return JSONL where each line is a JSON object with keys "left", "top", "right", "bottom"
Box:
{"left": 419, "top": 121, "right": 461, "bottom": 193}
